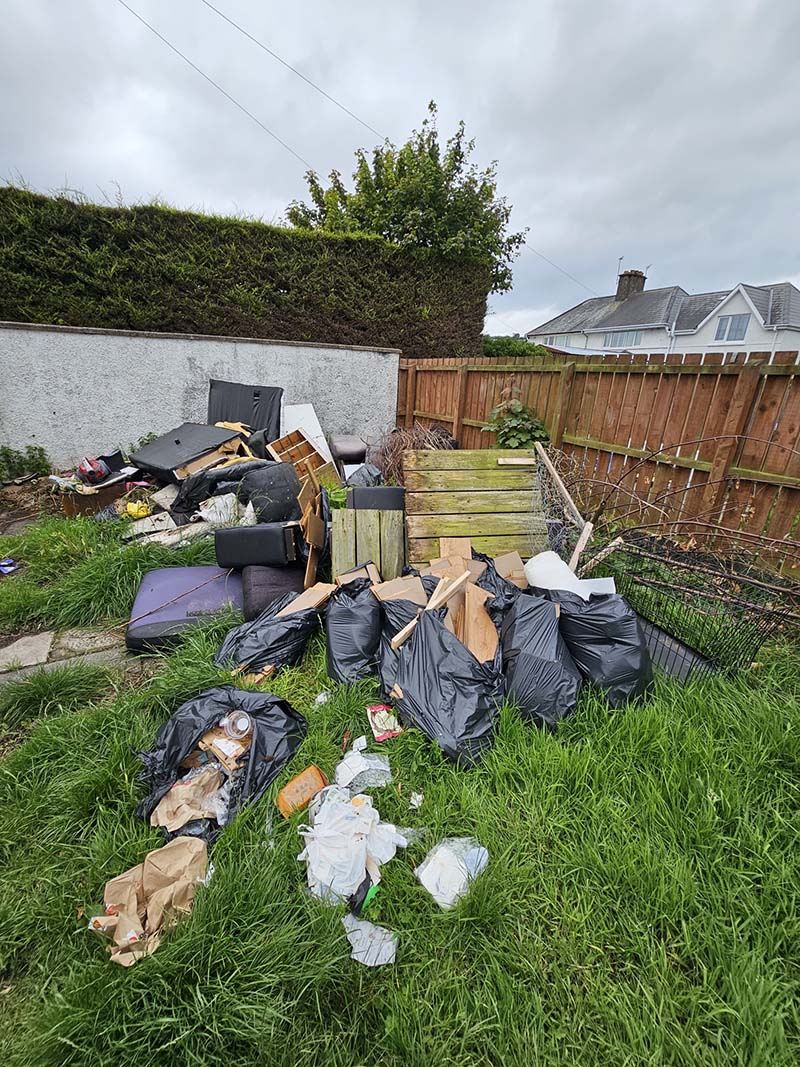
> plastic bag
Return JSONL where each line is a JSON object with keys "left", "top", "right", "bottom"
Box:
{"left": 377, "top": 597, "right": 422, "bottom": 698}
{"left": 345, "top": 463, "right": 384, "bottom": 488}
{"left": 171, "top": 459, "right": 266, "bottom": 522}
{"left": 551, "top": 591, "right": 653, "bottom": 706}
{"left": 298, "top": 790, "right": 407, "bottom": 902}
{"left": 214, "top": 591, "right": 319, "bottom": 674}
{"left": 415, "top": 837, "right": 488, "bottom": 909}
{"left": 239, "top": 463, "right": 302, "bottom": 524}
{"left": 325, "top": 578, "right": 382, "bottom": 683}
{"left": 473, "top": 550, "right": 521, "bottom": 621}
{"left": 136, "top": 686, "right": 306, "bottom": 840}
{"left": 335, "top": 736, "right": 393, "bottom": 791}
{"left": 500, "top": 593, "right": 582, "bottom": 728}
{"left": 395, "top": 611, "right": 499, "bottom": 765}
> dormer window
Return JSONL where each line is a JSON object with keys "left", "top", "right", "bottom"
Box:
{"left": 715, "top": 314, "right": 750, "bottom": 341}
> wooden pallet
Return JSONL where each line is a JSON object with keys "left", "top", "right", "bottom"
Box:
{"left": 403, "top": 449, "right": 549, "bottom": 563}
{"left": 331, "top": 509, "right": 405, "bottom": 580}
{"left": 266, "top": 428, "right": 341, "bottom": 487}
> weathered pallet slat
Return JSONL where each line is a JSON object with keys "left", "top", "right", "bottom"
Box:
{"left": 405, "top": 490, "right": 534, "bottom": 514}
{"left": 404, "top": 448, "right": 548, "bottom": 562}
{"left": 331, "top": 508, "right": 405, "bottom": 580}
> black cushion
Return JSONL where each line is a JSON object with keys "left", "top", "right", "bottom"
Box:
{"left": 215, "top": 524, "right": 299, "bottom": 568}
{"left": 242, "top": 565, "right": 306, "bottom": 621}
{"left": 329, "top": 435, "right": 367, "bottom": 463}
{"left": 239, "top": 463, "right": 302, "bottom": 523}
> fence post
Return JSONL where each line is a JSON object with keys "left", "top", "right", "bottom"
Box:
{"left": 699, "top": 362, "right": 763, "bottom": 520}
{"left": 404, "top": 363, "right": 417, "bottom": 429}
{"left": 452, "top": 366, "right": 468, "bottom": 442}
{"left": 551, "top": 362, "right": 576, "bottom": 448}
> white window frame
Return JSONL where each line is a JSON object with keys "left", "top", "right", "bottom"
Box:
{"left": 603, "top": 330, "right": 642, "bottom": 348}
{"left": 715, "top": 314, "right": 750, "bottom": 342}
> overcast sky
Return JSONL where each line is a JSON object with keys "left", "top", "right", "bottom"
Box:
{"left": 3, "top": 0, "right": 799, "bottom": 337}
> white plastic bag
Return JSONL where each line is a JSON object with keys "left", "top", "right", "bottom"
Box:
{"left": 415, "top": 837, "right": 488, "bottom": 909}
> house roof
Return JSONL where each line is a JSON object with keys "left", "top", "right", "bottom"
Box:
{"left": 530, "top": 280, "right": 800, "bottom": 337}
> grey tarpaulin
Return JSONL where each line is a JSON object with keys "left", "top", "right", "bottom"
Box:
{"left": 207, "top": 379, "right": 282, "bottom": 439}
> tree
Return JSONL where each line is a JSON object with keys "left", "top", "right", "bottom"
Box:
{"left": 287, "top": 103, "right": 526, "bottom": 293}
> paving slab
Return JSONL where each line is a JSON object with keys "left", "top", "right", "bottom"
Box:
{"left": 49, "top": 629, "right": 122, "bottom": 661}
{"left": 0, "top": 632, "right": 55, "bottom": 673}
{"left": 0, "top": 647, "right": 130, "bottom": 687}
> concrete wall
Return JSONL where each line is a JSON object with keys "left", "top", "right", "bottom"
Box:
{"left": 0, "top": 322, "right": 400, "bottom": 467}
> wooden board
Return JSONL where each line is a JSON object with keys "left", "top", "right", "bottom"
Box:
{"left": 330, "top": 508, "right": 406, "bottom": 581}
{"left": 404, "top": 449, "right": 548, "bottom": 564}
{"left": 275, "top": 582, "right": 336, "bottom": 616}
{"left": 408, "top": 534, "right": 541, "bottom": 563}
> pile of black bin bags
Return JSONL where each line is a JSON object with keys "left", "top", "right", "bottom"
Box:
{"left": 139, "top": 560, "right": 654, "bottom": 830}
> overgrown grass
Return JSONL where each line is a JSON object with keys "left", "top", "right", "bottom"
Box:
{"left": 0, "top": 516, "right": 798, "bottom": 1065}
{"left": 0, "top": 620, "right": 797, "bottom": 1065}
{"left": 0, "top": 516, "right": 215, "bottom": 632}
{"left": 0, "top": 662, "right": 118, "bottom": 728}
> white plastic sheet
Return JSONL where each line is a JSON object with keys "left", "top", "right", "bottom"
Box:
{"left": 341, "top": 914, "right": 397, "bottom": 967}
{"left": 523, "top": 551, "right": 616, "bottom": 600}
{"left": 415, "top": 837, "right": 489, "bottom": 909}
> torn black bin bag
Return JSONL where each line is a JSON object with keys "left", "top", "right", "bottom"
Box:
{"left": 378, "top": 597, "right": 422, "bottom": 698}
{"left": 550, "top": 591, "right": 653, "bottom": 706}
{"left": 473, "top": 550, "right": 520, "bottom": 621}
{"left": 325, "top": 578, "right": 381, "bottom": 683}
{"left": 207, "top": 379, "right": 282, "bottom": 440}
{"left": 214, "top": 591, "right": 319, "bottom": 674}
{"left": 136, "top": 685, "right": 306, "bottom": 842}
{"left": 345, "top": 463, "right": 384, "bottom": 488}
{"left": 239, "top": 463, "right": 302, "bottom": 524}
{"left": 395, "top": 611, "right": 499, "bottom": 765}
{"left": 500, "top": 594, "right": 582, "bottom": 728}
{"left": 170, "top": 459, "right": 268, "bottom": 522}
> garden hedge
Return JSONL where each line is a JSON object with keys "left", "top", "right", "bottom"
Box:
{"left": 0, "top": 187, "right": 489, "bottom": 358}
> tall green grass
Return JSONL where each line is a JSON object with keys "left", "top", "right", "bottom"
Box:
{"left": 0, "top": 662, "right": 118, "bottom": 728}
{"left": 0, "top": 623, "right": 797, "bottom": 1066}
{"left": 0, "top": 517, "right": 215, "bottom": 631}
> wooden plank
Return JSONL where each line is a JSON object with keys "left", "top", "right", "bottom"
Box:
{"left": 407, "top": 513, "right": 533, "bottom": 538}
{"left": 496, "top": 457, "right": 537, "bottom": 465}
{"left": 452, "top": 366, "right": 468, "bottom": 440}
{"left": 551, "top": 362, "right": 575, "bottom": 447}
{"left": 439, "top": 536, "right": 473, "bottom": 558}
{"left": 404, "top": 449, "right": 535, "bottom": 469}
{"left": 276, "top": 581, "right": 336, "bottom": 616}
{"left": 561, "top": 434, "right": 713, "bottom": 473}
{"left": 408, "top": 535, "right": 539, "bottom": 562}
{"left": 379, "top": 509, "right": 405, "bottom": 580}
{"left": 700, "top": 363, "right": 763, "bottom": 517}
{"left": 331, "top": 508, "right": 356, "bottom": 577}
{"left": 404, "top": 364, "right": 417, "bottom": 428}
{"left": 405, "top": 489, "right": 534, "bottom": 514}
{"left": 404, "top": 468, "right": 537, "bottom": 491}
{"left": 356, "top": 509, "right": 381, "bottom": 567}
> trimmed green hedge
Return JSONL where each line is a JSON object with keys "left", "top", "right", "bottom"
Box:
{"left": 0, "top": 187, "right": 489, "bottom": 358}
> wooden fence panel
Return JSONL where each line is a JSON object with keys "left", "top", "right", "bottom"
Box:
{"left": 396, "top": 351, "right": 800, "bottom": 549}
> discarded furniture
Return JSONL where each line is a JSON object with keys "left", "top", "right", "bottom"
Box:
{"left": 267, "top": 428, "right": 341, "bottom": 488}
{"left": 125, "top": 566, "right": 243, "bottom": 652}
{"left": 331, "top": 508, "right": 405, "bottom": 581}
{"left": 215, "top": 522, "right": 300, "bottom": 568}
{"left": 329, "top": 434, "right": 367, "bottom": 471}
{"left": 403, "top": 449, "right": 549, "bottom": 564}
{"left": 130, "top": 423, "right": 245, "bottom": 482}
{"left": 241, "top": 564, "right": 306, "bottom": 621}
{"left": 207, "top": 379, "right": 282, "bottom": 439}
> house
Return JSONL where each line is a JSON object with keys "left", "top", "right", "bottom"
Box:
{"left": 526, "top": 269, "right": 800, "bottom": 356}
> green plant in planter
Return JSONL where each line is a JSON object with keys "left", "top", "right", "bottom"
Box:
{"left": 482, "top": 397, "right": 549, "bottom": 448}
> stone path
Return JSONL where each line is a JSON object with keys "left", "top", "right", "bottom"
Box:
{"left": 0, "top": 627, "right": 130, "bottom": 686}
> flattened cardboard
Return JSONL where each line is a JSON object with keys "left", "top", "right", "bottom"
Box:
{"left": 274, "top": 581, "right": 336, "bottom": 616}
{"left": 305, "top": 511, "right": 326, "bottom": 550}
{"left": 198, "top": 726, "right": 251, "bottom": 772}
{"left": 493, "top": 550, "right": 527, "bottom": 589}
{"left": 371, "top": 575, "right": 427, "bottom": 607}
{"left": 336, "top": 562, "right": 382, "bottom": 587}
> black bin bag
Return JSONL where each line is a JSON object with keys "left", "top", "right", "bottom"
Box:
{"left": 500, "top": 594, "right": 582, "bottom": 728}
{"left": 378, "top": 597, "right": 422, "bottom": 698}
{"left": 136, "top": 685, "right": 306, "bottom": 840}
{"left": 395, "top": 611, "right": 499, "bottom": 765}
{"left": 554, "top": 591, "right": 653, "bottom": 706}
{"left": 214, "top": 591, "right": 319, "bottom": 674}
{"left": 325, "top": 578, "right": 382, "bottom": 683}
{"left": 240, "top": 463, "right": 302, "bottom": 524}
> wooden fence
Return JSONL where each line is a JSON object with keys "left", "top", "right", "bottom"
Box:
{"left": 397, "top": 350, "right": 800, "bottom": 559}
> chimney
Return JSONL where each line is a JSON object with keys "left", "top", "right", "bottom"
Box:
{"left": 616, "top": 269, "right": 646, "bottom": 302}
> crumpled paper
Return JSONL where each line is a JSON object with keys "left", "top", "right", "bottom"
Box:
{"left": 150, "top": 764, "right": 231, "bottom": 832}
{"left": 88, "top": 836, "right": 208, "bottom": 966}
{"left": 297, "top": 789, "right": 407, "bottom": 902}
{"left": 415, "top": 837, "right": 488, "bottom": 909}
{"left": 342, "top": 913, "right": 397, "bottom": 967}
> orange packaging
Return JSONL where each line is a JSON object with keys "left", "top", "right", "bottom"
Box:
{"left": 276, "top": 765, "right": 328, "bottom": 818}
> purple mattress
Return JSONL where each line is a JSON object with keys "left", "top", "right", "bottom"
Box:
{"left": 126, "top": 566, "right": 243, "bottom": 652}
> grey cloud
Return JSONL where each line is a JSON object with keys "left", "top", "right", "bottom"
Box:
{"left": 2, "top": 0, "right": 799, "bottom": 338}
